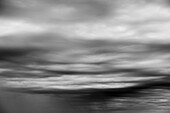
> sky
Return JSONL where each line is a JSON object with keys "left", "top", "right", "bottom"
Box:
{"left": 0, "top": 0, "right": 170, "bottom": 45}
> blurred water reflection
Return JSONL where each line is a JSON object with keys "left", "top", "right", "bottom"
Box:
{"left": 1, "top": 85, "right": 170, "bottom": 113}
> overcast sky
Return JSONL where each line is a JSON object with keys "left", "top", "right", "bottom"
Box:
{"left": 0, "top": 0, "right": 170, "bottom": 44}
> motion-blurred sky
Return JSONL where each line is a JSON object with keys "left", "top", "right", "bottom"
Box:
{"left": 1, "top": 0, "right": 170, "bottom": 45}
